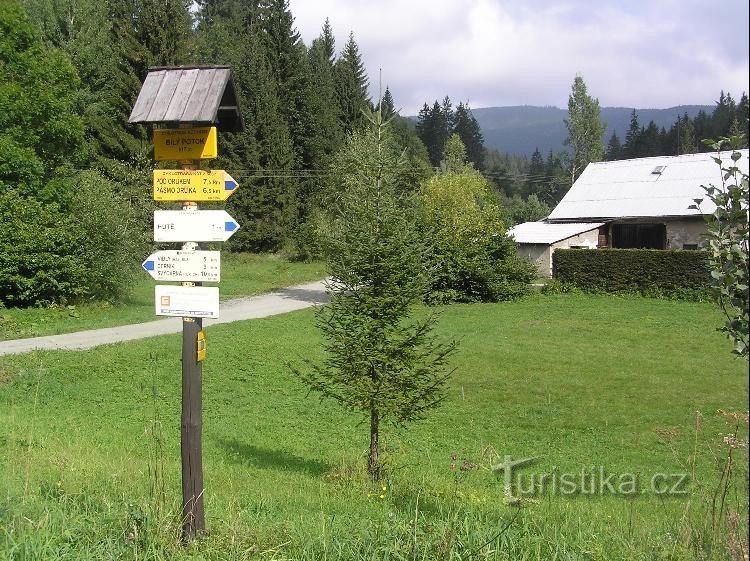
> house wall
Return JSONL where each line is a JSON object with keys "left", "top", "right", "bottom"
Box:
{"left": 665, "top": 218, "right": 706, "bottom": 249}
{"left": 605, "top": 217, "right": 707, "bottom": 249}
{"left": 518, "top": 228, "right": 600, "bottom": 278}
{"left": 517, "top": 243, "right": 551, "bottom": 278}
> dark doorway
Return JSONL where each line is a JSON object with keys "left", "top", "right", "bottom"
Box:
{"left": 612, "top": 223, "right": 666, "bottom": 249}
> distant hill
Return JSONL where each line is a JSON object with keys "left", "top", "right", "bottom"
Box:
{"left": 468, "top": 105, "right": 714, "bottom": 157}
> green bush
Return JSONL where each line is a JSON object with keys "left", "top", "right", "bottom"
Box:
{"left": 0, "top": 173, "right": 143, "bottom": 307}
{"left": 419, "top": 170, "right": 536, "bottom": 303}
{"left": 553, "top": 248, "right": 711, "bottom": 298}
{"left": 62, "top": 171, "right": 145, "bottom": 302}
{"left": 0, "top": 190, "right": 86, "bottom": 306}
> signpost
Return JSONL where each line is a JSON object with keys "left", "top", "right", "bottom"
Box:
{"left": 153, "top": 127, "right": 218, "bottom": 161}
{"left": 129, "top": 65, "right": 245, "bottom": 542}
{"left": 155, "top": 285, "right": 220, "bottom": 318}
{"left": 153, "top": 210, "right": 240, "bottom": 242}
{"left": 142, "top": 250, "right": 221, "bottom": 283}
{"left": 153, "top": 170, "right": 239, "bottom": 202}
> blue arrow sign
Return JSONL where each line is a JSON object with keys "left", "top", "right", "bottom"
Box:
{"left": 225, "top": 179, "right": 237, "bottom": 191}
{"left": 225, "top": 221, "right": 238, "bottom": 232}
{"left": 143, "top": 260, "right": 155, "bottom": 271}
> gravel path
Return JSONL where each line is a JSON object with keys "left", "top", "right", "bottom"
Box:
{"left": 0, "top": 280, "right": 327, "bottom": 356}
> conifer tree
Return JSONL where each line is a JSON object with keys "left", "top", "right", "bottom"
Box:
{"left": 377, "top": 87, "right": 396, "bottom": 121}
{"left": 293, "top": 109, "right": 455, "bottom": 481}
{"left": 624, "top": 110, "right": 642, "bottom": 159}
{"left": 539, "top": 150, "right": 567, "bottom": 204}
{"left": 676, "top": 114, "right": 697, "bottom": 155}
{"left": 525, "top": 147, "right": 545, "bottom": 197}
{"left": 453, "top": 102, "right": 485, "bottom": 169}
{"left": 194, "top": 1, "right": 296, "bottom": 250}
{"left": 334, "top": 32, "right": 370, "bottom": 133}
{"left": 416, "top": 100, "right": 451, "bottom": 167}
{"left": 321, "top": 17, "right": 336, "bottom": 64}
{"left": 606, "top": 132, "right": 622, "bottom": 160}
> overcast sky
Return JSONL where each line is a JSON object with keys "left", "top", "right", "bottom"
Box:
{"left": 288, "top": 0, "right": 750, "bottom": 115}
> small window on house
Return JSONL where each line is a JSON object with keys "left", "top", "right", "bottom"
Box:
{"left": 651, "top": 165, "right": 666, "bottom": 175}
{"left": 682, "top": 244, "right": 698, "bottom": 250}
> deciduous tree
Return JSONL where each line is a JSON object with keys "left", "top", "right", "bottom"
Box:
{"left": 564, "top": 75, "right": 605, "bottom": 183}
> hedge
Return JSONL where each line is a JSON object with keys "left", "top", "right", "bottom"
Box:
{"left": 553, "top": 248, "right": 711, "bottom": 296}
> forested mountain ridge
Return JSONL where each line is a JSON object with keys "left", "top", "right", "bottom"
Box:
{"left": 468, "top": 104, "right": 714, "bottom": 156}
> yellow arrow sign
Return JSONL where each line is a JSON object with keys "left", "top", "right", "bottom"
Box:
{"left": 153, "top": 126, "right": 218, "bottom": 161}
{"left": 152, "top": 170, "right": 239, "bottom": 201}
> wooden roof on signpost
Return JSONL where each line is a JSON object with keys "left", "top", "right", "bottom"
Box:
{"left": 128, "top": 66, "right": 244, "bottom": 132}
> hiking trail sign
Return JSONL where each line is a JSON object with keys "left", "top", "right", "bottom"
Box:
{"left": 153, "top": 127, "right": 218, "bottom": 161}
{"left": 153, "top": 210, "right": 240, "bottom": 242}
{"left": 142, "top": 250, "right": 221, "bottom": 282}
{"left": 129, "top": 64, "right": 246, "bottom": 542}
{"left": 153, "top": 170, "right": 239, "bottom": 202}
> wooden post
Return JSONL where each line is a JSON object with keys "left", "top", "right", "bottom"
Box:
{"left": 180, "top": 160, "right": 205, "bottom": 540}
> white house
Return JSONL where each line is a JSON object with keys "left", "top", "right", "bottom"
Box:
{"left": 509, "top": 149, "right": 749, "bottom": 277}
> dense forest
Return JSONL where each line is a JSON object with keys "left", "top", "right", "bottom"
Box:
{"left": 604, "top": 93, "right": 748, "bottom": 161}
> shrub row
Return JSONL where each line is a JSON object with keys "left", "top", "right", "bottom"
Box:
{"left": 553, "top": 248, "right": 711, "bottom": 296}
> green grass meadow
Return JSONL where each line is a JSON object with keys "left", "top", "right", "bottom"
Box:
{"left": 0, "top": 254, "right": 324, "bottom": 341}
{"left": 0, "top": 294, "right": 747, "bottom": 560}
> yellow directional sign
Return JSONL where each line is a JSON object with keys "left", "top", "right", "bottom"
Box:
{"left": 153, "top": 170, "right": 239, "bottom": 201}
{"left": 153, "top": 127, "right": 218, "bottom": 161}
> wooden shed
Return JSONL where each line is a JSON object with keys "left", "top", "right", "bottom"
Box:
{"left": 128, "top": 65, "right": 243, "bottom": 132}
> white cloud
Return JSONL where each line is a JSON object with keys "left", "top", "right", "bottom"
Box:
{"left": 289, "top": 0, "right": 750, "bottom": 114}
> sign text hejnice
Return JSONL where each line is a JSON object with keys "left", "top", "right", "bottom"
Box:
{"left": 153, "top": 170, "right": 238, "bottom": 202}
{"left": 153, "top": 210, "right": 240, "bottom": 242}
{"left": 153, "top": 126, "right": 218, "bottom": 161}
{"left": 142, "top": 250, "right": 221, "bottom": 282}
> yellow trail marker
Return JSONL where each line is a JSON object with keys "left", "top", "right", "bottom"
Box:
{"left": 153, "top": 127, "right": 218, "bottom": 161}
{"left": 197, "top": 330, "right": 207, "bottom": 362}
{"left": 153, "top": 170, "right": 239, "bottom": 201}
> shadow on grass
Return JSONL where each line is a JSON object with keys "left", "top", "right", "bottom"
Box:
{"left": 219, "top": 438, "right": 330, "bottom": 476}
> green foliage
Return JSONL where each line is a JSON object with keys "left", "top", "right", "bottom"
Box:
{"left": 61, "top": 171, "right": 145, "bottom": 302}
{"left": 0, "top": 172, "right": 142, "bottom": 307}
{"left": 420, "top": 165, "right": 535, "bottom": 303}
{"left": 0, "top": 190, "right": 86, "bottom": 306}
{"left": 334, "top": 32, "right": 370, "bottom": 134}
{"left": 502, "top": 193, "right": 551, "bottom": 226}
{"left": 441, "top": 133, "right": 470, "bottom": 172}
{"left": 292, "top": 111, "right": 455, "bottom": 480}
{"left": 564, "top": 75, "right": 605, "bottom": 183}
{"left": 700, "top": 140, "right": 749, "bottom": 357}
{"left": 553, "top": 248, "right": 711, "bottom": 298}
{"left": 0, "top": 0, "right": 84, "bottom": 191}
{"left": 453, "top": 102, "right": 485, "bottom": 168}
{"left": 416, "top": 97, "right": 485, "bottom": 170}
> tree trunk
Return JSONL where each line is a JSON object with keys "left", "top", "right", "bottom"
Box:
{"left": 368, "top": 404, "right": 380, "bottom": 481}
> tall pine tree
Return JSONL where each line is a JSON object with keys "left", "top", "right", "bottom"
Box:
{"left": 334, "top": 32, "right": 369, "bottom": 134}
{"left": 453, "top": 102, "right": 485, "bottom": 169}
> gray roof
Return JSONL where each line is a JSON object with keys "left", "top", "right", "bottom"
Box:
{"left": 128, "top": 66, "right": 243, "bottom": 132}
{"left": 548, "top": 150, "right": 749, "bottom": 221}
{"left": 507, "top": 221, "right": 604, "bottom": 244}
